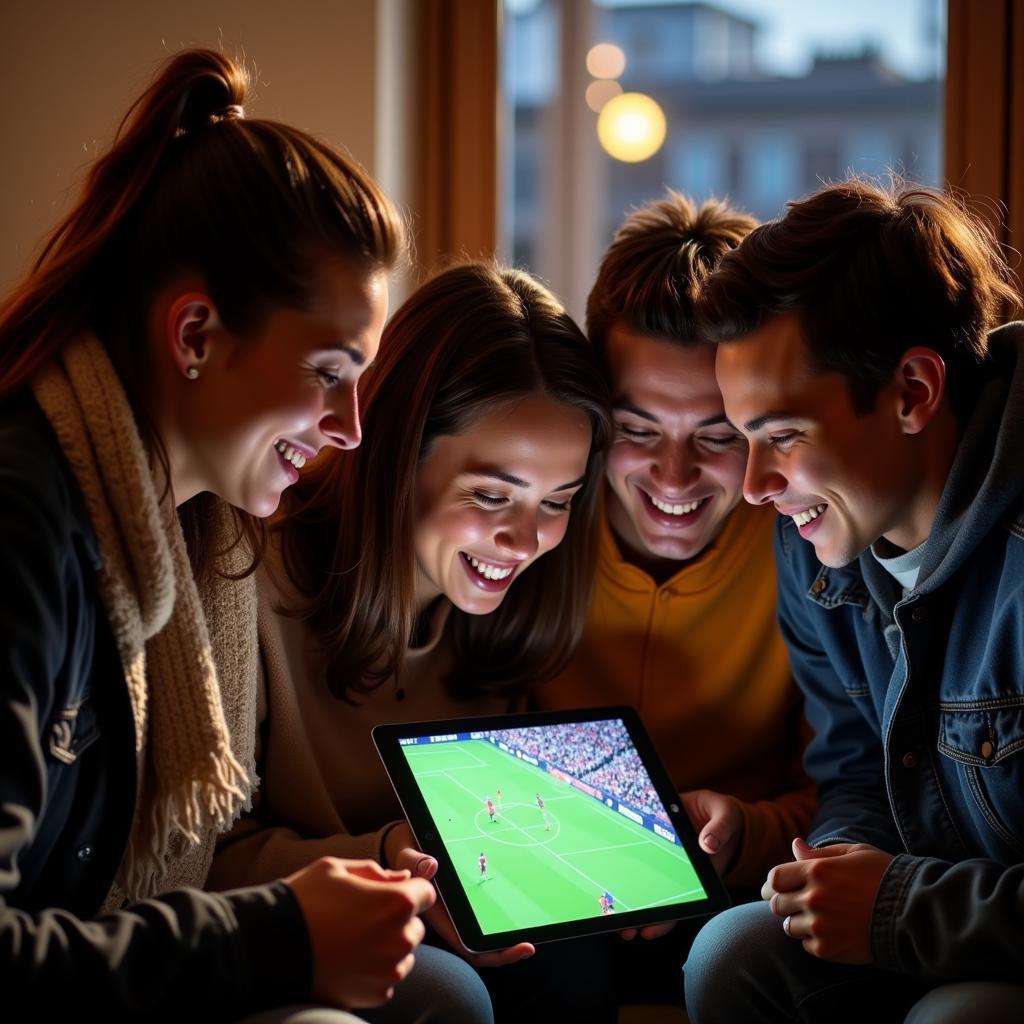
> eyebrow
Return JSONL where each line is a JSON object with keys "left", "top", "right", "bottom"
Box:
{"left": 614, "top": 402, "right": 732, "bottom": 430}
{"left": 467, "top": 469, "right": 588, "bottom": 491}
{"left": 613, "top": 401, "right": 657, "bottom": 423}
{"left": 743, "top": 412, "right": 801, "bottom": 433}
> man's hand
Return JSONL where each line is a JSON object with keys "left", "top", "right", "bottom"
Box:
{"left": 386, "top": 820, "right": 535, "bottom": 968}
{"left": 761, "top": 837, "right": 893, "bottom": 965}
{"left": 286, "top": 856, "right": 436, "bottom": 1009}
{"left": 681, "top": 788, "right": 745, "bottom": 876}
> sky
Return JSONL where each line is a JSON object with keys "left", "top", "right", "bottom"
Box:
{"left": 507, "top": 0, "right": 946, "bottom": 81}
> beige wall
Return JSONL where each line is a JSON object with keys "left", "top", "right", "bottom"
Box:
{"left": 0, "top": 0, "right": 398, "bottom": 291}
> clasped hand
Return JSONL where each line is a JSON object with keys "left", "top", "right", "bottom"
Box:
{"left": 761, "top": 837, "right": 894, "bottom": 964}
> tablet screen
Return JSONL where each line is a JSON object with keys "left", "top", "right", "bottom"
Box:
{"left": 375, "top": 707, "right": 728, "bottom": 950}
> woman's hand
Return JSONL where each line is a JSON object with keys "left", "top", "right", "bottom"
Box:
{"left": 386, "top": 820, "right": 535, "bottom": 968}
{"left": 680, "top": 788, "right": 745, "bottom": 876}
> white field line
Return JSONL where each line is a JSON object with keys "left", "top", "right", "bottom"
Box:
{"left": 561, "top": 840, "right": 650, "bottom": 856}
{"left": 631, "top": 887, "right": 707, "bottom": 910}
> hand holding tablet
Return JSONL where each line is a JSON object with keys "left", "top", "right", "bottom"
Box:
{"left": 374, "top": 706, "right": 729, "bottom": 953}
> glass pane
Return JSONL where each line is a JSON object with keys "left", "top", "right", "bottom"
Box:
{"left": 500, "top": 0, "right": 946, "bottom": 322}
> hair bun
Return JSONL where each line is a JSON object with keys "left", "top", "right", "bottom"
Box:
{"left": 174, "top": 50, "right": 250, "bottom": 134}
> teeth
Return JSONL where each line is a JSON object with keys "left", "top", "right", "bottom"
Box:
{"left": 274, "top": 440, "right": 306, "bottom": 469}
{"left": 650, "top": 495, "right": 702, "bottom": 516}
{"left": 467, "top": 555, "right": 514, "bottom": 581}
{"left": 792, "top": 503, "right": 827, "bottom": 527}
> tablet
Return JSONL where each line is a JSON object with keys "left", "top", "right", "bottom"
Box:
{"left": 373, "top": 706, "right": 729, "bottom": 952}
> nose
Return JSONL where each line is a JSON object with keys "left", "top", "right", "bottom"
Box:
{"left": 494, "top": 511, "right": 540, "bottom": 562}
{"left": 650, "top": 441, "right": 699, "bottom": 494}
{"left": 320, "top": 383, "right": 362, "bottom": 450}
{"left": 743, "top": 444, "right": 786, "bottom": 506}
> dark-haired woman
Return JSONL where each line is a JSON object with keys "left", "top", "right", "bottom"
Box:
{"left": 209, "top": 263, "right": 619, "bottom": 1021}
{"left": 0, "top": 48, "right": 472, "bottom": 1021}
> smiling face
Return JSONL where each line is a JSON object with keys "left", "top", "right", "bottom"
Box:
{"left": 171, "top": 259, "right": 389, "bottom": 517}
{"left": 603, "top": 324, "right": 747, "bottom": 569}
{"left": 413, "top": 392, "right": 592, "bottom": 615}
{"left": 715, "top": 312, "right": 925, "bottom": 567}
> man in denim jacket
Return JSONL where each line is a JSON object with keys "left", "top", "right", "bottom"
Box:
{"left": 683, "top": 178, "right": 1024, "bottom": 1024}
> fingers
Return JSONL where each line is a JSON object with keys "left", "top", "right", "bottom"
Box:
{"left": 393, "top": 845, "right": 438, "bottom": 880}
{"left": 402, "top": 876, "right": 437, "bottom": 914}
{"left": 347, "top": 859, "right": 412, "bottom": 883}
{"left": 792, "top": 837, "right": 851, "bottom": 860}
{"left": 468, "top": 942, "right": 535, "bottom": 968}
{"left": 699, "top": 820, "right": 725, "bottom": 854}
{"left": 764, "top": 861, "right": 805, "bottom": 897}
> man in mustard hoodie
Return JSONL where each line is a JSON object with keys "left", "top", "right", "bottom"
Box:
{"left": 532, "top": 191, "right": 815, "bottom": 1005}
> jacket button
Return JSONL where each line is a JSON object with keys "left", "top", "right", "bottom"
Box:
{"left": 980, "top": 740, "right": 995, "bottom": 759}
{"left": 911, "top": 605, "right": 927, "bottom": 623}
{"left": 76, "top": 844, "right": 95, "bottom": 862}
{"left": 901, "top": 751, "right": 918, "bottom": 769}
{"left": 811, "top": 578, "right": 827, "bottom": 595}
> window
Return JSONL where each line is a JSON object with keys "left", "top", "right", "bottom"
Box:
{"left": 500, "top": 0, "right": 947, "bottom": 321}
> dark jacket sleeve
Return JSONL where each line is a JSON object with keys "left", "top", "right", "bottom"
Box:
{"left": 774, "top": 520, "right": 903, "bottom": 852}
{"left": 0, "top": 412, "right": 312, "bottom": 1017}
{"left": 872, "top": 854, "right": 1024, "bottom": 981}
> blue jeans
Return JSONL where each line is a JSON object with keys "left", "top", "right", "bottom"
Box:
{"left": 239, "top": 943, "right": 493, "bottom": 1024}
{"left": 684, "top": 901, "right": 1024, "bottom": 1024}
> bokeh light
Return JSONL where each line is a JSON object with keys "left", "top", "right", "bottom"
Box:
{"left": 586, "top": 42, "right": 626, "bottom": 79}
{"left": 585, "top": 79, "right": 623, "bottom": 112}
{"left": 596, "top": 92, "right": 667, "bottom": 162}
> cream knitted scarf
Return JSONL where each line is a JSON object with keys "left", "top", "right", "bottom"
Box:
{"left": 31, "top": 334, "right": 257, "bottom": 906}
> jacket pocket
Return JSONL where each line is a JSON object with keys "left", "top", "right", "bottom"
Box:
{"left": 937, "top": 700, "right": 1024, "bottom": 858}
{"left": 47, "top": 696, "right": 100, "bottom": 764}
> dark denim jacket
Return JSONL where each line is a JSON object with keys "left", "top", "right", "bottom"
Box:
{"left": 775, "top": 323, "right": 1024, "bottom": 984}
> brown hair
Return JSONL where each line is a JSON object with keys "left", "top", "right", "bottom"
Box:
{"left": 0, "top": 48, "right": 405, "bottom": 580}
{"left": 700, "top": 177, "right": 1021, "bottom": 416}
{"left": 586, "top": 190, "right": 757, "bottom": 363}
{"left": 278, "top": 262, "right": 612, "bottom": 701}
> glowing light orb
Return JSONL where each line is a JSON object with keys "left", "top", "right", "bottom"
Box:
{"left": 596, "top": 92, "right": 666, "bottom": 163}
{"left": 585, "top": 78, "right": 623, "bottom": 112}
{"left": 586, "top": 42, "right": 626, "bottom": 79}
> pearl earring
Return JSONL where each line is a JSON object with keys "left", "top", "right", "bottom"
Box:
{"left": 186, "top": 367, "right": 199, "bottom": 380}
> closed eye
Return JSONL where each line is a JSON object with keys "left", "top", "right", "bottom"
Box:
{"left": 542, "top": 497, "right": 572, "bottom": 512}
{"left": 767, "top": 432, "right": 800, "bottom": 450}
{"left": 473, "top": 491, "right": 508, "bottom": 507}
{"left": 617, "top": 424, "right": 656, "bottom": 440}
{"left": 315, "top": 368, "right": 342, "bottom": 389}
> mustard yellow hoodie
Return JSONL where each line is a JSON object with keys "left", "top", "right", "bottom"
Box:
{"left": 532, "top": 495, "right": 815, "bottom": 887}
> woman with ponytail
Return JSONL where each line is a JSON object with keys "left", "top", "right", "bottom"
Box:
{"left": 0, "top": 49, "right": 487, "bottom": 1022}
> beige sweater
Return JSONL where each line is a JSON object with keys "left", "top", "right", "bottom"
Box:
{"left": 208, "top": 552, "right": 508, "bottom": 889}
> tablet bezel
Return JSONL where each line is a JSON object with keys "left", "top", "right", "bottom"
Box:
{"left": 373, "top": 705, "right": 730, "bottom": 952}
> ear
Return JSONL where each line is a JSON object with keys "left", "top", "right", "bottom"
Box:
{"left": 895, "top": 346, "right": 947, "bottom": 436}
{"left": 164, "top": 292, "right": 221, "bottom": 380}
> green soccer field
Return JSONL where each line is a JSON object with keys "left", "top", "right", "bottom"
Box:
{"left": 402, "top": 738, "right": 706, "bottom": 934}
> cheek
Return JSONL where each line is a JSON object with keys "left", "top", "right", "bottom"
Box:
{"left": 607, "top": 443, "right": 649, "bottom": 484}
{"left": 417, "top": 505, "right": 493, "bottom": 554}
{"left": 706, "top": 451, "right": 748, "bottom": 496}
{"left": 536, "top": 515, "right": 571, "bottom": 557}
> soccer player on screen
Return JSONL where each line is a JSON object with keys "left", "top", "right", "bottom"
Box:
{"left": 599, "top": 890, "right": 616, "bottom": 915}
{"left": 496, "top": 787, "right": 503, "bottom": 813}
{"left": 478, "top": 852, "right": 488, "bottom": 882}
{"left": 485, "top": 797, "right": 496, "bottom": 823}
{"left": 536, "top": 793, "right": 550, "bottom": 831}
